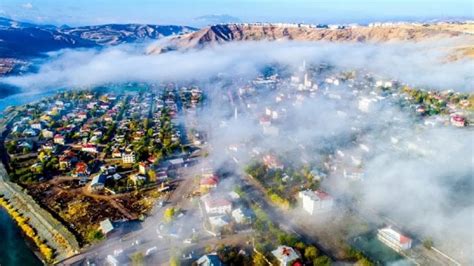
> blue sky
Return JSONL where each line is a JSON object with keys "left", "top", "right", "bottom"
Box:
{"left": 0, "top": 0, "right": 472, "bottom": 26}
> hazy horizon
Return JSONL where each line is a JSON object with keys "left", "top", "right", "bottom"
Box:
{"left": 0, "top": 0, "right": 473, "bottom": 27}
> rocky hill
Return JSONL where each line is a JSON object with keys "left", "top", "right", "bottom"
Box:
{"left": 0, "top": 17, "right": 196, "bottom": 77}
{"left": 58, "top": 24, "right": 196, "bottom": 46}
{"left": 147, "top": 22, "right": 474, "bottom": 55}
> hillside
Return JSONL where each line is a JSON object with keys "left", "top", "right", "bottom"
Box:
{"left": 0, "top": 17, "right": 196, "bottom": 78}
{"left": 147, "top": 22, "right": 474, "bottom": 54}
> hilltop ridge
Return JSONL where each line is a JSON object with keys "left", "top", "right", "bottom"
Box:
{"left": 147, "top": 21, "right": 474, "bottom": 56}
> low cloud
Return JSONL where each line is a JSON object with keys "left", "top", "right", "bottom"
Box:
{"left": 2, "top": 38, "right": 473, "bottom": 93}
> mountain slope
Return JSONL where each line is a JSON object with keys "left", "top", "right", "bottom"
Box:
{"left": 148, "top": 22, "right": 474, "bottom": 54}
{"left": 58, "top": 24, "right": 196, "bottom": 46}
{"left": 0, "top": 17, "right": 197, "bottom": 78}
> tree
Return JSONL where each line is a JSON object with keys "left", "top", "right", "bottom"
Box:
{"left": 313, "top": 256, "right": 331, "bottom": 266}
{"left": 305, "top": 246, "right": 319, "bottom": 261}
{"left": 86, "top": 228, "right": 104, "bottom": 243}
{"left": 170, "top": 256, "right": 180, "bottom": 266}
{"left": 423, "top": 238, "right": 434, "bottom": 249}
{"left": 252, "top": 252, "right": 268, "bottom": 266}
{"left": 130, "top": 252, "right": 144, "bottom": 266}
{"left": 357, "top": 258, "right": 373, "bottom": 266}
{"left": 164, "top": 207, "right": 175, "bottom": 222}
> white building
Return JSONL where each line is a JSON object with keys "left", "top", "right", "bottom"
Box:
{"left": 122, "top": 153, "right": 135, "bottom": 164}
{"left": 377, "top": 227, "right": 412, "bottom": 252}
{"left": 298, "top": 190, "right": 334, "bottom": 215}
{"left": 202, "top": 195, "right": 232, "bottom": 215}
{"left": 271, "top": 246, "right": 300, "bottom": 266}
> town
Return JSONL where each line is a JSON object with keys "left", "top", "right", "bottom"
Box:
{"left": 0, "top": 60, "right": 472, "bottom": 266}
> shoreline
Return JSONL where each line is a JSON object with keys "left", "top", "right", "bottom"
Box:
{"left": 0, "top": 206, "right": 42, "bottom": 266}
{"left": 0, "top": 162, "right": 80, "bottom": 264}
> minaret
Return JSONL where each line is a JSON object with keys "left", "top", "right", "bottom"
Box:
{"left": 234, "top": 107, "right": 238, "bottom": 120}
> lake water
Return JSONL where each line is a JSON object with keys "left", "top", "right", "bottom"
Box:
{"left": 0, "top": 207, "right": 42, "bottom": 266}
{"left": 0, "top": 90, "right": 57, "bottom": 115}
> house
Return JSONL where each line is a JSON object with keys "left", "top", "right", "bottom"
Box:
{"left": 90, "top": 174, "right": 107, "bottom": 191}
{"left": 450, "top": 114, "right": 466, "bottom": 127}
{"left": 99, "top": 218, "right": 114, "bottom": 235}
{"left": 138, "top": 162, "right": 149, "bottom": 175}
{"left": 200, "top": 175, "right": 219, "bottom": 190}
{"left": 259, "top": 115, "right": 272, "bottom": 126}
{"left": 75, "top": 161, "right": 90, "bottom": 176}
{"left": 196, "top": 253, "right": 223, "bottom": 266}
{"left": 263, "top": 154, "right": 284, "bottom": 170}
{"left": 122, "top": 153, "right": 135, "bottom": 164}
{"left": 168, "top": 157, "right": 184, "bottom": 168}
{"left": 81, "top": 144, "right": 98, "bottom": 153}
{"left": 377, "top": 227, "right": 412, "bottom": 252}
{"left": 31, "top": 123, "right": 43, "bottom": 130}
{"left": 156, "top": 171, "right": 168, "bottom": 181}
{"left": 343, "top": 167, "right": 364, "bottom": 181}
{"left": 298, "top": 190, "right": 334, "bottom": 215}
{"left": 271, "top": 246, "right": 300, "bottom": 266}
{"left": 54, "top": 134, "right": 65, "bottom": 145}
{"left": 112, "top": 149, "right": 122, "bottom": 158}
{"left": 41, "top": 129, "right": 54, "bottom": 139}
{"left": 202, "top": 195, "right": 232, "bottom": 215}
{"left": 77, "top": 111, "right": 88, "bottom": 120}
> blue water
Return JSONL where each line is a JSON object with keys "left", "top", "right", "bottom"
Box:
{"left": 0, "top": 90, "right": 57, "bottom": 116}
{"left": 0, "top": 207, "right": 42, "bottom": 266}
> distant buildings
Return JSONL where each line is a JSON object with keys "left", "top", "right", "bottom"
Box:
{"left": 298, "top": 190, "right": 334, "bottom": 215}
{"left": 271, "top": 246, "right": 301, "bottom": 266}
{"left": 377, "top": 227, "right": 412, "bottom": 252}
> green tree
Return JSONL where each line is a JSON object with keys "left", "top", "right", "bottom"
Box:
{"left": 252, "top": 252, "right": 268, "bottom": 266}
{"left": 305, "top": 246, "right": 319, "bottom": 261}
{"left": 357, "top": 258, "right": 373, "bottom": 266}
{"left": 170, "top": 256, "right": 180, "bottom": 266}
{"left": 130, "top": 252, "right": 144, "bottom": 266}
{"left": 423, "top": 238, "right": 434, "bottom": 249}
{"left": 313, "top": 256, "right": 331, "bottom": 266}
{"left": 164, "top": 207, "right": 175, "bottom": 222}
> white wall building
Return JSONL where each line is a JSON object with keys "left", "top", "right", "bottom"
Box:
{"left": 122, "top": 153, "right": 135, "bottom": 164}
{"left": 377, "top": 227, "right": 412, "bottom": 253}
{"left": 202, "top": 195, "right": 232, "bottom": 215}
{"left": 298, "top": 190, "right": 334, "bottom": 215}
{"left": 271, "top": 246, "right": 300, "bottom": 266}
